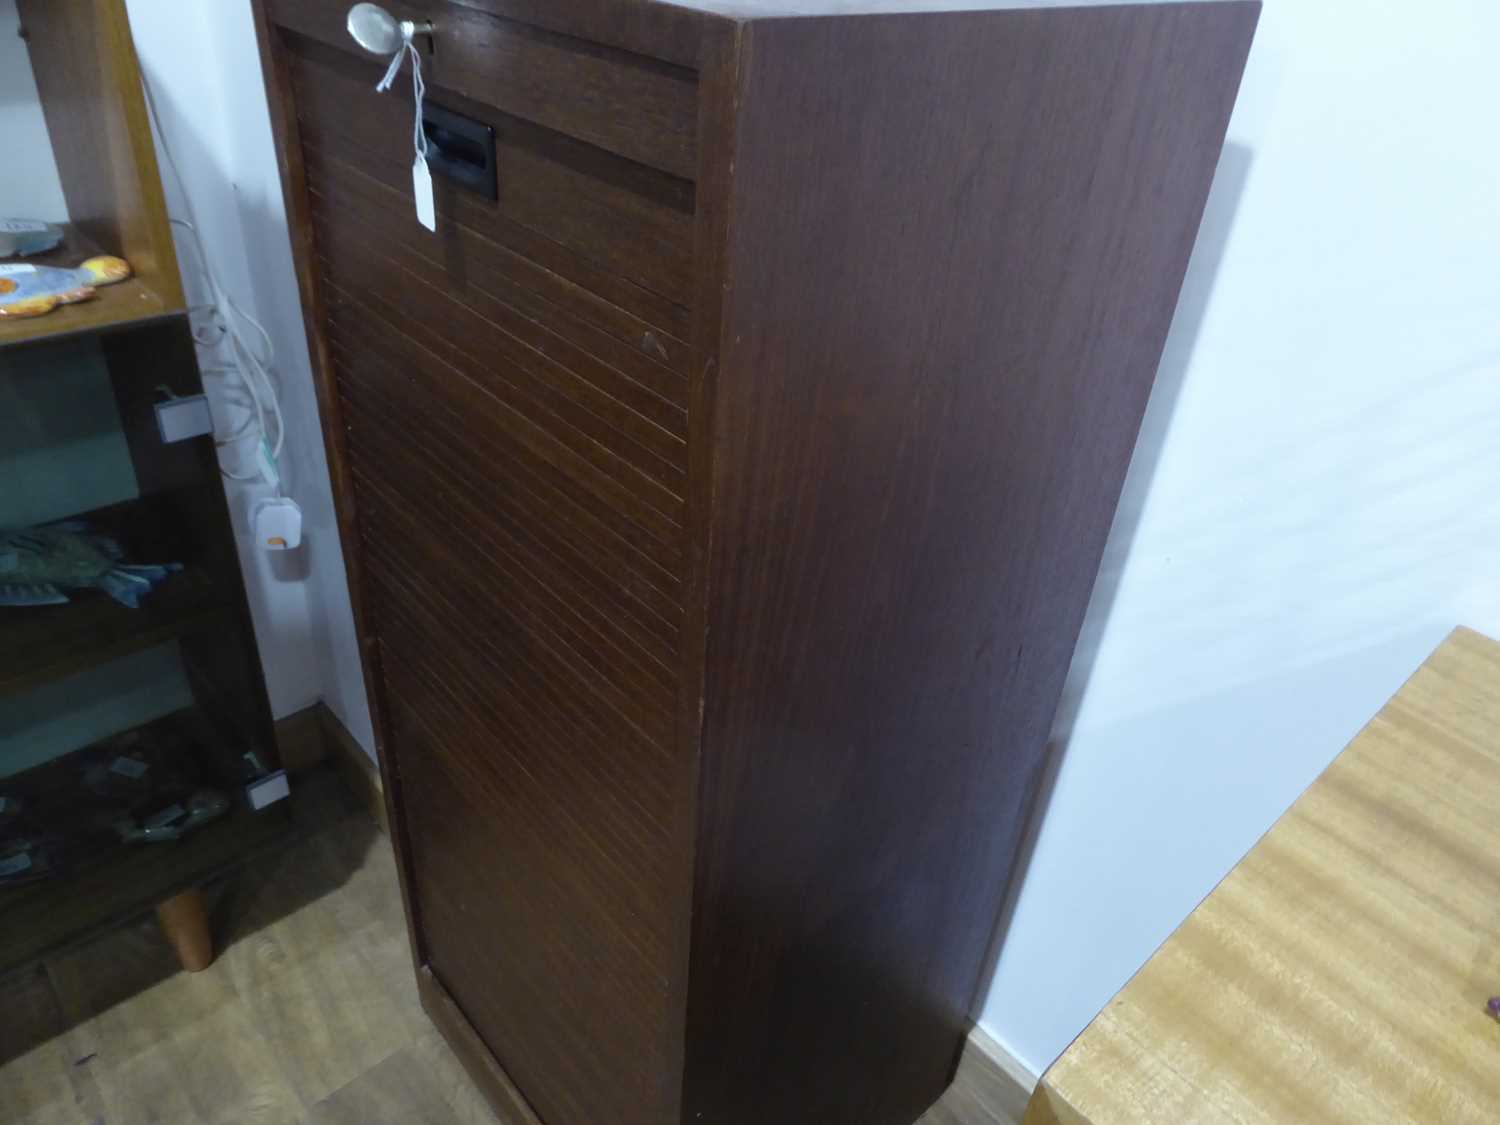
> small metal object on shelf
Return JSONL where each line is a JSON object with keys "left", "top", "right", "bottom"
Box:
{"left": 347, "top": 3, "right": 432, "bottom": 55}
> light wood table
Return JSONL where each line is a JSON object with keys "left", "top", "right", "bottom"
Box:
{"left": 1025, "top": 627, "right": 1500, "bottom": 1125}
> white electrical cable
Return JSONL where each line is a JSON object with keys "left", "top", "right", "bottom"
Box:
{"left": 140, "top": 73, "right": 285, "bottom": 487}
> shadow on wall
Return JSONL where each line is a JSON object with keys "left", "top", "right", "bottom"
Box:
{"left": 969, "top": 140, "right": 1256, "bottom": 1016}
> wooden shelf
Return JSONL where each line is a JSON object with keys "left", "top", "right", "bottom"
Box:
{"left": 0, "top": 558, "right": 228, "bottom": 699}
{"left": 0, "top": 708, "right": 291, "bottom": 975}
{"left": 0, "top": 226, "right": 182, "bottom": 351}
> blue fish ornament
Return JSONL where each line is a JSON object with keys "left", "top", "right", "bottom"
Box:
{"left": 0, "top": 256, "right": 132, "bottom": 320}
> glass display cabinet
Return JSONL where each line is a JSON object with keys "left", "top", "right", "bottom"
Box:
{"left": 1, "top": 0, "right": 286, "bottom": 974}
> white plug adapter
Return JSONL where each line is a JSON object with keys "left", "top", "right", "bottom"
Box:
{"left": 252, "top": 496, "right": 303, "bottom": 550}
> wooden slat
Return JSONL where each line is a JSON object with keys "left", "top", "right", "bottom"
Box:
{"left": 309, "top": 195, "right": 688, "bottom": 465}
{"left": 354, "top": 488, "right": 679, "bottom": 740}
{"left": 375, "top": 595, "right": 675, "bottom": 849}
{"left": 325, "top": 326, "right": 686, "bottom": 577}
{"left": 318, "top": 250, "right": 685, "bottom": 496}
{"left": 365, "top": 554, "right": 674, "bottom": 798}
{"left": 305, "top": 160, "right": 690, "bottom": 400}
{"left": 299, "top": 130, "right": 690, "bottom": 342}
{"left": 267, "top": 0, "right": 700, "bottom": 179}
{"left": 350, "top": 444, "right": 679, "bottom": 689}
{"left": 357, "top": 512, "right": 677, "bottom": 750}
{"left": 394, "top": 723, "right": 675, "bottom": 1125}
{"left": 341, "top": 390, "right": 682, "bottom": 652}
{"left": 287, "top": 37, "right": 696, "bottom": 306}
{"left": 377, "top": 647, "right": 673, "bottom": 945}
{"left": 321, "top": 286, "right": 686, "bottom": 536}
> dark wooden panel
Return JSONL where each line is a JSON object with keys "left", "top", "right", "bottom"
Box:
{"left": 685, "top": 6, "right": 1259, "bottom": 1125}
{"left": 353, "top": 485, "right": 678, "bottom": 749}
{"left": 323, "top": 325, "right": 686, "bottom": 577}
{"left": 285, "top": 36, "right": 696, "bottom": 309}
{"left": 353, "top": 463, "right": 679, "bottom": 711}
{"left": 297, "top": 130, "right": 691, "bottom": 345}
{"left": 365, "top": 560, "right": 675, "bottom": 842}
{"left": 374, "top": 583, "right": 675, "bottom": 840}
{"left": 339, "top": 386, "right": 683, "bottom": 645}
{"left": 375, "top": 617, "right": 674, "bottom": 933}
{"left": 304, "top": 153, "right": 692, "bottom": 389}
{"left": 395, "top": 708, "right": 676, "bottom": 1125}
{"left": 319, "top": 283, "right": 686, "bottom": 536}
{"left": 308, "top": 187, "right": 688, "bottom": 454}
{"left": 267, "top": 0, "right": 700, "bottom": 178}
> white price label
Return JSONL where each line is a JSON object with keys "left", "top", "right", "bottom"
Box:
{"left": 413, "top": 154, "right": 436, "bottom": 232}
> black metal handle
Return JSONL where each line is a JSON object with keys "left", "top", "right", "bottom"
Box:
{"left": 422, "top": 102, "right": 497, "bottom": 200}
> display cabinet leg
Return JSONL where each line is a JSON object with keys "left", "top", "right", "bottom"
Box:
{"left": 156, "top": 887, "right": 214, "bottom": 972}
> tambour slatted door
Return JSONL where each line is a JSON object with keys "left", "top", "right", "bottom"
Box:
{"left": 254, "top": 2, "right": 1259, "bottom": 1123}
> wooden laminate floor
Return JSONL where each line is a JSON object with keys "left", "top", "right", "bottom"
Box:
{"left": 0, "top": 767, "right": 1020, "bottom": 1125}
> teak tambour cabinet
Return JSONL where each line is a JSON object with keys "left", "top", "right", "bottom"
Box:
{"left": 254, "top": 1, "right": 1258, "bottom": 1122}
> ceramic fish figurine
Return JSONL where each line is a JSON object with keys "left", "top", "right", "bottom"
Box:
{"left": 0, "top": 219, "right": 64, "bottom": 258}
{"left": 0, "top": 522, "right": 181, "bottom": 608}
{"left": 0, "top": 255, "right": 132, "bottom": 319}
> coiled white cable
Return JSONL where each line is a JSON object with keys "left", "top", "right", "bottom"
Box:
{"left": 140, "top": 73, "right": 285, "bottom": 486}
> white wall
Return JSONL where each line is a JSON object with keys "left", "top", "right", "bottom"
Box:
{"left": 0, "top": 0, "right": 68, "bottom": 219}
{"left": 123, "top": 1, "right": 374, "bottom": 751}
{"left": 978, "top": 0, "right": 1500, "bottom": 1077}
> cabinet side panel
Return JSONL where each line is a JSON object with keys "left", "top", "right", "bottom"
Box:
{"left": 687, "top": 5, "right": 1258, "bottom": 1123}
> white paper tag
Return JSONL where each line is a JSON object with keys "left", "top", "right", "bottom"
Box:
{"left": 110, "top": 756, "right": 149, "bottom": 780}
{"left": 0, "top": 263, "right": 38, "bottom": 276}
{"left": 0, "top": 219, "right": 50, "bottom": 233}
{"left": 413, "top": 154, "right": 436, "bottom": 232}
{"left": 0, "top": 852, "right": 33, "bottom": 877}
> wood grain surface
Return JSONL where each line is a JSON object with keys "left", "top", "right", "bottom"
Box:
{"left": 1026, "top": 627, "right": 1500, "bottom": 1125}
{"left": 15, "top": 0, "right": 184, "bottom": 325}
{"left": 685, "top": 5, "right": 1257, "bottom": 1123}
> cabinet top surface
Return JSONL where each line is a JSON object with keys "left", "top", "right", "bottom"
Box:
{"left": 660, "top": 0, "right": 1252, "bottom": 19}
{"left": 1031, "top": 626, "right": 1500, "bottom": 1124}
